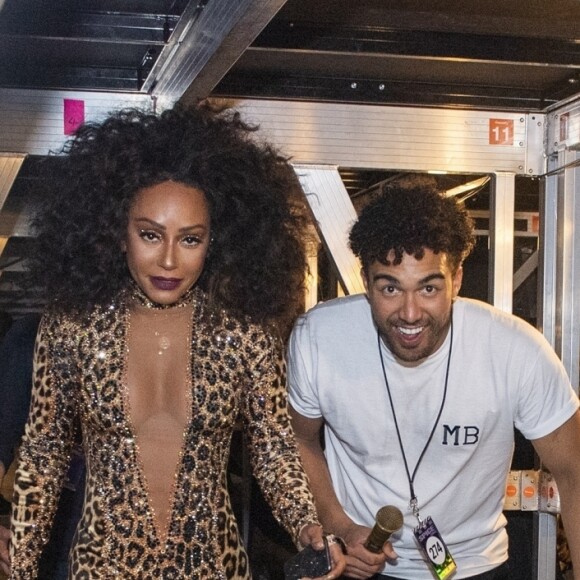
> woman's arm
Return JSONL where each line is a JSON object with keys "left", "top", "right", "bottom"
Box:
{"left": 242, "top": 335, "right": 345, "bottom": 578}
{"left": 9, "top": 314, "right": 79, "bottom": 578}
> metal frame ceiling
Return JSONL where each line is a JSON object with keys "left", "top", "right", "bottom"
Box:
{"left": 0, "top": 0, "right": 577, "bottom": 110}
{"left": 0, "top": 0, "right": 578, "bottom": 318}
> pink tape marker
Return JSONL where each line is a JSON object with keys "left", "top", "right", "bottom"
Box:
{"left": 64, "top": 99, "right": 85, "bottom": 135}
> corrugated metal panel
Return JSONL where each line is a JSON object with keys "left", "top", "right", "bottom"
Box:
{"left": 0, "top": 89, "right": 154, "bottom": 155}
{"left": 234, "top": 99, "right": 542, "bottom": 175}
{"left": 293, "top": 164, "right": 364, "bottom": 295}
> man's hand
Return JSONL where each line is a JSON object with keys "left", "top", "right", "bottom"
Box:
{"left": 0, "top": 524, "right": 10, "bottom": 576}
{"left": 340, "top": 523, "right": 398, "bottom": 579}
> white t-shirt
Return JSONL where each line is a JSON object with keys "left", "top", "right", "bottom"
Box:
{"left": 288, "top": 295, "right": 579, "bottom": 579}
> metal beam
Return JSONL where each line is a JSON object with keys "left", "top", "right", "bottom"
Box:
{"left": 146, "top": 0, "right": 287, "bottom": 103}
{"left": 534, "top": 106, "right": 580, "bottom": 580}
{"left": 0, "top": 154, "right": 26, "bottom": 215}
{"left": 489, "top": 172, "right": 515, "bottom": 312}
{"left": 252, "top": 22, "right": 580, "bottom": 66}
{"left": 215, "top": 71, "right": 555, "bottom": 111}
{"left": 293, "top": 164, "right": 364, "bottom": 295}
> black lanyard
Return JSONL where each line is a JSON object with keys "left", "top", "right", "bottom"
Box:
{"left": 377, "top": 321, "right": 453, "bottom": 520}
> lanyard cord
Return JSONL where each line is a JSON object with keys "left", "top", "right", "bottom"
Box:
{"left": 377, "top": 320, "right": 453, "bottom": 515}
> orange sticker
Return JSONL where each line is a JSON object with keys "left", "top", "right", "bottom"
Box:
{"left": 489, "top": 119, "right": 514, "bottom": 145}
{"left": 506, "top": 484, "right": 517, "bottom": 497}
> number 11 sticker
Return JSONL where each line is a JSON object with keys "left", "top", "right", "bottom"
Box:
{"left": 414, "top": 517, "right": 456, "bottom": 579}
{"left": 489, "top": 118, "right": 514, "bottom": 146}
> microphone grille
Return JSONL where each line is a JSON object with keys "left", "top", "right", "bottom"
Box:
{"left": 375, "top": 505, "right": 404, "bottom": 533}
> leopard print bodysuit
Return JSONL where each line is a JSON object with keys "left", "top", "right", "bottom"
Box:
{"left": 10, "top": 287, "right": 318, "bottom": 579}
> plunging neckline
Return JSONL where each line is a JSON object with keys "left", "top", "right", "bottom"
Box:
{"left": 121, "top": 284, "right": 201, "bottom": 548}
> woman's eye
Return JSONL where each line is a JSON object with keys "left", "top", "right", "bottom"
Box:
{"left": 182, "top": 235, "right": 202, "bottom": 246}
{"left": 139, "top": 230, "right": 160, "bottom": 242}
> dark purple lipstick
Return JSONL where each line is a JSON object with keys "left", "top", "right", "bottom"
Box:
{"left": 150, "top": 277, "right": 182, "bottom": 291}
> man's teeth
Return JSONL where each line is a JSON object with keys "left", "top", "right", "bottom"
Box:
{"left": 399, "top": 327, "right": 422, "bottom": 335}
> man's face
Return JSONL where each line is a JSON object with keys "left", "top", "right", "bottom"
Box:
{"left": 362, "top": 249, "right": 462, "bottom": 367}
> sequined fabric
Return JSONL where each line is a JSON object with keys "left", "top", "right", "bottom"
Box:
{"left": 10, "top": 287, "right": 319, "bottom": 579}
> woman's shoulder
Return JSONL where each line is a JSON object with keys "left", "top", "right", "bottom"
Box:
{"left": 41, "top": 297, "right": 125, "bottom": 336}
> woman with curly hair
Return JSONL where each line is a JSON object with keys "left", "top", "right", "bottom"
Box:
{"left": 7, "top": 102, "right": 345, "bottom": 579}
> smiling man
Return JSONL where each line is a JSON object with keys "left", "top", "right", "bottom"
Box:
{"left": 287, "top": 183, "right": 580, "bottom": 579}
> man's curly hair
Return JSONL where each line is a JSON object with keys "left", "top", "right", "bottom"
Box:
{"left": 349, "top": 182, "right": 475, "bottom": 273}
{"left": 27, "top": 101, "right": 308, "bottom": 336}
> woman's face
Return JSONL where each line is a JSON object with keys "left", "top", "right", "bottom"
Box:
{"left": 124, "top": 180, "right": 211, "bottom": 305}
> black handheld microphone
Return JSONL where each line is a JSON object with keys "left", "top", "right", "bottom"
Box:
{"left": 363, "top": 505, "right": 404, "bottom": 553}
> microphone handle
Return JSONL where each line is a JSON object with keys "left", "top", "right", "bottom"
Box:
{"left": 364, "top": 525, "right": 391, "bottom": 553}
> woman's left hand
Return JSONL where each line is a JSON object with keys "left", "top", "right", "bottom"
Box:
{"left": 298, "top": 523, "right": 346, "bottom": 580}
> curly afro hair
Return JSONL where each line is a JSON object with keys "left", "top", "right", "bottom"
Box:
{"left": 27, "top": 101, "right": 309, "bottom": 337}
{"left": 349, "top": 182, "right": 475, "bottom": 273}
